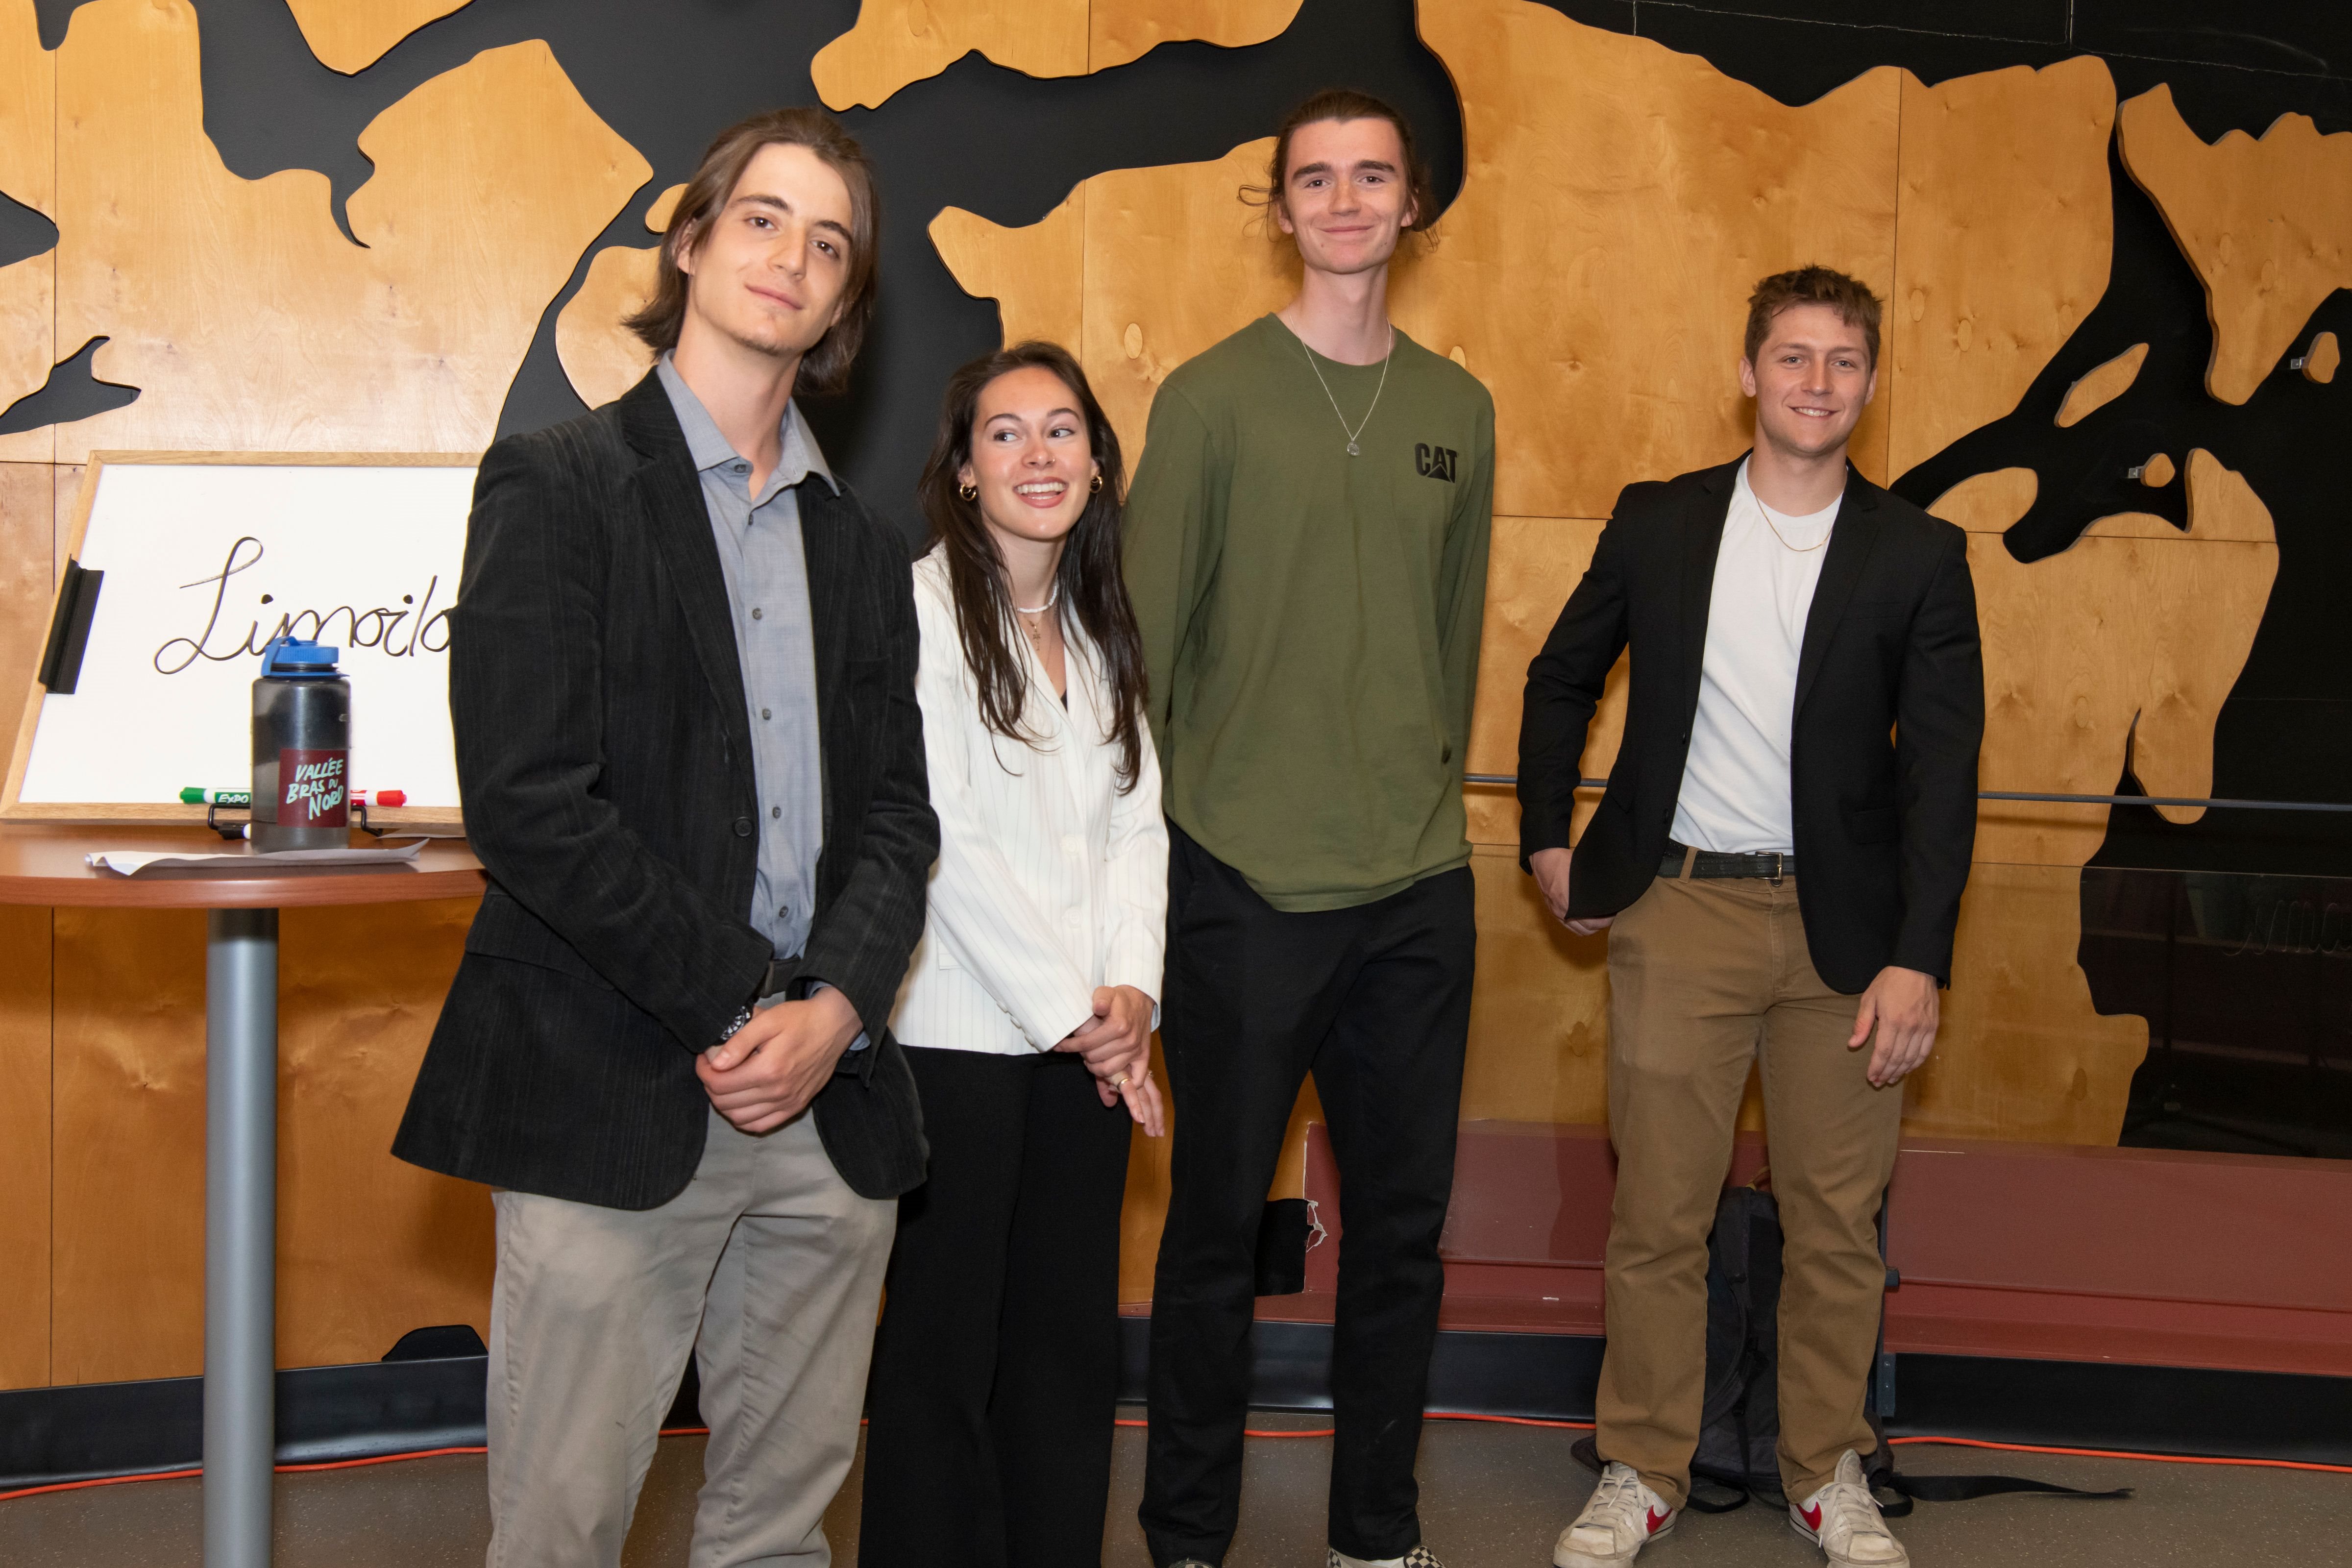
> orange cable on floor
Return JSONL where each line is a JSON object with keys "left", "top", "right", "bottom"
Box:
{"left": 1885, "top": 1435, "right": 2352, "bottom": 1475}
{"left": 10, "top": 1417, "right": 2352, "bottom": 1503}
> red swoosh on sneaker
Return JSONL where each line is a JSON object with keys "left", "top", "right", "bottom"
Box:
{"left": 1799, "top": 1501, "right": 1824, "bottom": 1532}
{"left": 1645, "top": 1506, "right": 1670, "bottom": 1534}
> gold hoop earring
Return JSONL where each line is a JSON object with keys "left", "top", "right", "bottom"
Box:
{"left": 1089, "top": 472, "right": 1103, "bottom": 494}
{"left": 958, "top": 482, "right": 978, "bottom": 501}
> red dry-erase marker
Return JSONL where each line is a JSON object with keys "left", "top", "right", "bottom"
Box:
{"left": 351, "top": 789, "right": 407, "bottom": 808}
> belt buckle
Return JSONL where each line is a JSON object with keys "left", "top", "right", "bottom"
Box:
{"left": 1768, "top": 853, "right": 1784, "bottom": 887}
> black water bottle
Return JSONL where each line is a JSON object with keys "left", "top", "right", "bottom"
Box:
{"left": 251, "top": 637, "right": 351, "bottom": 852}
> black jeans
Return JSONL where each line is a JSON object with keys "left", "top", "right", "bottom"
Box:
{"left": 1141, "top": 827, "right": 1476, "bottom": 1566}
{"left": 861, "top": 1047, "right": 1133, "bottom": 1568}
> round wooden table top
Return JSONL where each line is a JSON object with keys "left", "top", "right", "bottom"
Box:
{"left": 0, "top": 824, "right": 486, "bottom": 908}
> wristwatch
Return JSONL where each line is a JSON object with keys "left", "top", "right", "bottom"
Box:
{"left": 716, "top": 1003, "right": 755, "bottom": 1044}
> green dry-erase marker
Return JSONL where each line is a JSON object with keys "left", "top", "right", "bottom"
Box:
{"left": 180, "top": 787, "right": 253, "bottom": 807}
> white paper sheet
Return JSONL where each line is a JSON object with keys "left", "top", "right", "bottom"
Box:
{"left": 85, "top": 839, "right": 429, "bottom": 875}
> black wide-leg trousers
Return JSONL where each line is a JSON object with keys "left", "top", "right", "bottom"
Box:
{"left": 860, "top": 1046, "right": 1133, "bottom": 1568}
{"left": 1140, "top": 826, "right": 1476, "bottom": 1567}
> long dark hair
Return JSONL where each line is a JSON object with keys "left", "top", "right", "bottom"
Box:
{"left": 917, "top": 342, "right": 1148, "bottom": 792}
{"left": 625, "top": 107, "right": 880, "bottom": 395}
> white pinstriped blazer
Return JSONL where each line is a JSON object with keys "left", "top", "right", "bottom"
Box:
{"left": 889, "top": 546, "right": 1168, "bottom": 1055}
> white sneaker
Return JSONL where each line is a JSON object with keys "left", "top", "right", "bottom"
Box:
{"left": 1789, "top": 1451, "right": 1910, "bottom": 1567}
{"left": 1553, "top": 1461, "right": 1676, "bottom": 1567}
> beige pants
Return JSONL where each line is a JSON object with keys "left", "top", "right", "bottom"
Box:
{"left": 1595, "top": 871, "right": 1902, "bottom": 1509}
{"left": 485, "top": 1107, "right": 897, "bottom": 1568}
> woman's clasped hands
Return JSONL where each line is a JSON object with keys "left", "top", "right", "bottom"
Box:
{"left": 1056, "top": 984, "right": 1166, "bottom": 1137}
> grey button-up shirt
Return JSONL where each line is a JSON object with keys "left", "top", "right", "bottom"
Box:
{"left": 656, "top": 355, "right": 830, "bottom": 969}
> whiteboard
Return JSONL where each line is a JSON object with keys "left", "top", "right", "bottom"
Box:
{"left": 5, "top": 454, "right": 477, "bottom": 823}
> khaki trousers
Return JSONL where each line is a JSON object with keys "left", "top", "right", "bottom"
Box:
{"left": 484, "top": 1106, "right": 897, "bottom": 1568}
{"left": 1595, "top": 871, "right": 1902, "bottom": 1509}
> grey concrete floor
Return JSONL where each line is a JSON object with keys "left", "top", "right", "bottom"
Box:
{"left": 4, "top": 1410, "right": 2345, "bottom": 1565}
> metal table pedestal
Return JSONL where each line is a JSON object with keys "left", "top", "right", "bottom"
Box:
{"left": 205, "top": 908, "right": 279, "bottom": 1567}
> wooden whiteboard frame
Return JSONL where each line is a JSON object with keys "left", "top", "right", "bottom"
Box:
{"left": 2, "top": 451, "right": 478, "bottom": 827}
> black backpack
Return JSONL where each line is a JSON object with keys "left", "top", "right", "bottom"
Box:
{"left": 1576, "top": 1180, "right": 2130, "bottom": 1515}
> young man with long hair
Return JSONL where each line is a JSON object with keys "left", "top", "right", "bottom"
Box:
{"left": 858, "top": 340, "right": 1168, "bottom": 1568}
{"left": 393, "top": 108, "right": 935, "bottom": 1567}
{"left": 1125, "top": 88, "right": 1495, "bottom": 1568}
{"left": 1520, "top": 268, "right": 1984, "bottom": 1568}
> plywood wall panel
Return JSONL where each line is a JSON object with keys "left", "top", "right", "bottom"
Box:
{"left": 1926, "top": 466, "right": 2037, "bottom": 533}
{"left": 1396, "top": 2, "right": 1898, "bottom": 515}
{"left": 0, "top": 903, "right": 51, "bottom": 1390}
{"left": 0, "top": 461, "right": 54, "bottom": 789}
{"left": 2302, "top": 331, "right": 2340, "bottom": 384}
{"left": 557, "top": 245, "right": 661, "bottom": 412}
{"left": 52, "top": 899, "right": 489, "bottom": 1383}
{"left": 1091, "top": 0, "right": 1299, "bottom": 71}
{"left": 2119, "top": 85, "right": 2352, "bottom": 406}
{"left": 1972, "top": 453, "right": 2276, "bottom": 867}
{"left": 2056, "top": 342, "right": 2150, "bottom": 427}
{"left": 50, "top": 1, "right": 648, "bottom": 461}
{"left": 1081, "top": 140, "right": 1298, "bottom": 462}
{"left": 938, "top": 8, "right": 1911, "bottom": 510}
{"left": 814, "top": 0, "right": 1088, "bottom": 111}
{"left": 931, "top": 191, "right": 1087, "bottom": 359}
{"left": 554, "top": 185, "right": 684, "bottom": 412}
{"left": 1464, "top": 515, "right": 1623, "bottom": 849}
{"left": 0, "top": 1, "right": 56, "bottom": 464}
{"left": 1887, "top": 61, "right": 2115, "bottom": 477}
{"left": 1461, "top": 846, "right": 1608, "bottom": 1126}
{"left": 51, "top": 906, "right": 208, "bottom": 1384}
{"left": 274, "top": 898, "right": 490, "bottom": 1365}
{"left": 1914, "top": 861, "right": 2147, "bottom": 1144}
{"left": 286, "top": 0, "right": 474, "bottom": 74}
{"left": 813, "top": 0, "right": 1301, "bottom": 111}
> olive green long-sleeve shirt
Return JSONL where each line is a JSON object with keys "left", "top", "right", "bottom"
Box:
{"left": 1123, "top": 314, "right": 1495, "bottom": 911}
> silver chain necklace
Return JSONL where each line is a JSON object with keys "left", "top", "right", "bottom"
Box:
{"left": 1301, "top": 326, "right": 1394, "bottom": 456}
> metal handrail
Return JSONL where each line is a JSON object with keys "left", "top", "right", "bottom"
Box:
{"left": 1459, "top": 775, "right": 2352, "bottom": 813}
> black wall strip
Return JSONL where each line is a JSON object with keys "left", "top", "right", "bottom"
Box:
{"left": 6, "top": 1333, "right": 2342, "bottom": 1491}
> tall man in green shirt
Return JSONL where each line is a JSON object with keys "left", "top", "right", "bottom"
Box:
{"left": 1125, "top": 89, "right": 1495, "bottom": 1568}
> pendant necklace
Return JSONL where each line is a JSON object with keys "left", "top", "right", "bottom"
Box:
{"left": 1015, "top": 583, "right": 1059, "bottom": 651}
{"left": 1303, "top": 325, "right": 1394, "bottom": 457}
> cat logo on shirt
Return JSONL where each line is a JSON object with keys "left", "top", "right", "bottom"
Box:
{"left": 1415, "top": 443, "right": 1459, "bottom": 483}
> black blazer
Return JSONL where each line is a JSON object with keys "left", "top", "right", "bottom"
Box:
{"left": 393, "top": 371, "right": 937, "bottom": 1209}
{"left": 1518, "top": 459, "right": 1983, "bottom": 993}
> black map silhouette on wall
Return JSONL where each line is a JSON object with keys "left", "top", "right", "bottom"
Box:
{"left": 8, "top": 0, "right": 2347, "bottom": 1152}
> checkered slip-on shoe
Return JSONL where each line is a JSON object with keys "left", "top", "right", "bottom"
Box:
{"left": 1326, "top": 1548, "right": 1444, "bottom": 1568}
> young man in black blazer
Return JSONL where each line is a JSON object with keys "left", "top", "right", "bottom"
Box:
{"left": 1521, "top": 268, "right": 1983, "bottom": 1568}
{"left": 393, "top": 109, "right": 934, "bottom": 1567}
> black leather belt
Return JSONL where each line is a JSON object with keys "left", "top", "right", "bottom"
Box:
{"left": 1660, "top": 841, "right": 1795, "bottom": 882}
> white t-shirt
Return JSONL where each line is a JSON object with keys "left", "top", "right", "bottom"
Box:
{"left": 1669, "top": 460, "right": 1839, "bottom": 854}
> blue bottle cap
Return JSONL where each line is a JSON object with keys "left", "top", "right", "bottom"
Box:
{"left": 260, "top": 636, "right": 341, "bottom": 677}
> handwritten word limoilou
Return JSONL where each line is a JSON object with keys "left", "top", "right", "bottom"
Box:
{"left": 154, "top": 536, "right": 453, "bottom": 676}
{"left": 286, "top": 756, "right": 347, "bottom": 823}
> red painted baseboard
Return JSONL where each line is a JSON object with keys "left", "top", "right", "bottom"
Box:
{"left": 1282, "top": 1121, "right": 2352, "bottom": 1378}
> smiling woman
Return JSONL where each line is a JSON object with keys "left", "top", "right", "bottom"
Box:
{"left": 862, "top": 339, "right": 1167, "bottom": 1568}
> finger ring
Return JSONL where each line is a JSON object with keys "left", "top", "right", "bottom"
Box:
{"left": 1112, "top": 1071, "right": 1129, "bottom": 1089}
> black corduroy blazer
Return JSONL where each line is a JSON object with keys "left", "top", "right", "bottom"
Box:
{"left": 1517, "top": 458, "right": 1984, "bottom": 993}
{"left": 392, "top": 371, "right": 936, "bottom": 1209}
